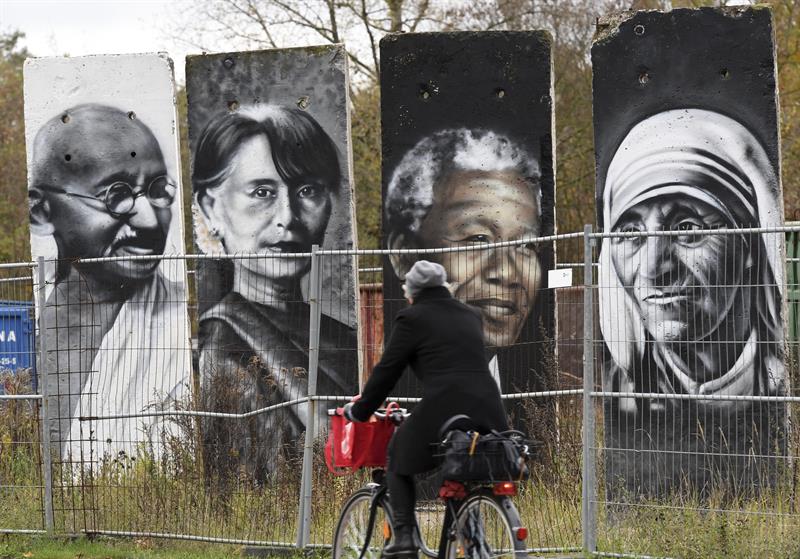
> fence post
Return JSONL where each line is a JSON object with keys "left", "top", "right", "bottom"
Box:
{"left": 297, "top": 245, "right": 322, "bottom": 549}
{"left": 581, "top": 225, "right": 597, "bottom": 553}
{"left": 35, "top": 256, "right": 55, "bottom": 533}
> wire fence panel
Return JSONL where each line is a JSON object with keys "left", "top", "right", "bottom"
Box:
{"left": 5, "top": 228, "right": 800, "bottom": 557}
{"left": 36, "top": 256, "right": 193, "bottom": 536}
{"left": 324, "top": 244, "right": 581, "bottom": 554}
{"left": 514, "top": 391, "right": 583, "bottom": 554}
{"left": 593, "top": 228, "right": 797, "bottom": 559}
{"left": 0, "top": 265, "right": 44, "bottom": 533}
{"left": 83, "top": 407, "right": 305, "bottom": 545}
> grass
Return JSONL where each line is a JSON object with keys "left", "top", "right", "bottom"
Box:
{"left": 0, "top": 535, "right": 244, "bottom": 558}
{"left": 596, "top": 501, "right": 800, "bottom": 559}
{"left": 6, "top": 374, "right": 800, "bottom": 558}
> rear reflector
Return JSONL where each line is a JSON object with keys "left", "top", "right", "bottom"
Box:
{"left": 515, "top": 527, "right": 528, "bottom": 541}
{"left": 492, "top": 482, "right": 517, "bottom": 496}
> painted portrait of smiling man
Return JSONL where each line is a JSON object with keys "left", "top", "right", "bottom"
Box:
{"left": 593, "top": 8, "right": 787, "bottom": 497}
{"left": 23, "top": 55, "right": 192, "bottom": 463}
{"left": 385, "top": 128, "right": 543, "bottom": 354}
{"left": 186, "top": 46, "right": 359, "bottom": 482}
{"left": 380, "top": 31, "right": 556, "bottom": 401}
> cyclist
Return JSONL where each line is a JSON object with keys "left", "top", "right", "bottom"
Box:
{"left": 344, "top": 259, "right": 509, "bottom": 558}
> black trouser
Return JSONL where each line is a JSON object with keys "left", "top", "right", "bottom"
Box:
{"left": 387, "top": 471, "right": 416, "bottom": 529}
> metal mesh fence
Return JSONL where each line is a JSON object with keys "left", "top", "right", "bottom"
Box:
{"left": 592, "top": 226, "right": 798, "bottom": 558}
{"left": 2, "top": 227, "right": 800, "bottom": 556}
{"left": 0, "top": 263, "right": 45, "bottom": 534}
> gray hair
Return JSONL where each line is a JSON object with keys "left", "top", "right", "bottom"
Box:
{"left": 385, "top": 128, "right": 542, "bottom": 237}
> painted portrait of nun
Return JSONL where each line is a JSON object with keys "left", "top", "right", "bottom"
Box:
{"left": 599, "top": 108, "right": 785, "bottom": 419}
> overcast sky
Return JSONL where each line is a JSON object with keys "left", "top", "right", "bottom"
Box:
{"left": 1, "top": 0, "right": 754, "bottom": 85}
{"left": 1, "top": 0, "right": 197, "bottom": 82}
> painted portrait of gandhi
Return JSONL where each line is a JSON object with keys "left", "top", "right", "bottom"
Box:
{"left": 28, "top": 103, "right": 189, "bottom": 462}
{"left": 385, "top": 128, "right": 543, "bottom": 352}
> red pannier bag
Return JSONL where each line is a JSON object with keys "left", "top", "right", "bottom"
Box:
{"left": 325, "top": 402, "right": 399, "bottom": 475}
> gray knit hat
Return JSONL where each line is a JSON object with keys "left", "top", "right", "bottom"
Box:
{"left": 402, "top": 260, "right": 448, "bottom": 299}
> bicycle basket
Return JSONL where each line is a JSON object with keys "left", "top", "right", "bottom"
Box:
{"left": 324, "top": 403, "right": 399, "bottom": 475}
{"left": 435, "top": 429, "right": 530, "bottom": 482}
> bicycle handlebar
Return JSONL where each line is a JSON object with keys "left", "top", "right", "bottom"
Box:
{"left": 371, "top": 408, "right": 408, "bottom": 418}
{"left": 327, "top": 406, "right": 409, "bottom": 426}
{"left": 373, "top": 407, "right": 409, "bottom": 425}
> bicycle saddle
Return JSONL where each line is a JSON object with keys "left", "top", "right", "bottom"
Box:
{"left": 438, "top": 414, "right": 487, "bottom": 439}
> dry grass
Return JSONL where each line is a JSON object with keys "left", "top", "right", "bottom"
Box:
{"left": 4, "top": 369, "right": 800, "bottom": 558}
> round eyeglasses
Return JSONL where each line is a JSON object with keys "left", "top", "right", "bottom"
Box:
{"left": 39, "top": 175, "right": 176, "bottom": 218}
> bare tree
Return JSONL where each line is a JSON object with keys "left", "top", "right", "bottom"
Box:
{"left": 170, "top": 0, "right": 800, "bottom": 246}
{"left": 427, "top": 0, "right": 626, "bottom": 234}
{"left": 168, "top": 0, "right": 623, "bottom": 244}
{"left": 772, "top": 0, "right": 800, "bottom": 220}
{"left": 169, "top": 0, "right": 436, "bottom": 83}
{"left": 0, "top": 32, "right": 32, "bottom": 261}
{"left": 168, "top": 0, "right": 441, "bottom": 248}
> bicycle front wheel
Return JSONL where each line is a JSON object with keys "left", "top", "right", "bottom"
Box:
{"left": 333, "top": 487, "right": 393, "bottom": 559}
{"left": 444, "top": 491, "right": 526, "bottom": 559}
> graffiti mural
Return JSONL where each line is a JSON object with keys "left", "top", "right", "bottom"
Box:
{"left": 380, "top": 32, "right": 556, "bottom": 412}
{"left": 23, "top": 54, "right": 192, "bottom": 462}
{"left": 186, "top": 45, "right": 359, "bottom": 481}
{"left": 592, "top": 7, "right": 787, "bottom": 497}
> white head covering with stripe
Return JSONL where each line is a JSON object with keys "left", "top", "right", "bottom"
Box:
{"left": 598, "top": 108, "right": 784, "bottom": 406}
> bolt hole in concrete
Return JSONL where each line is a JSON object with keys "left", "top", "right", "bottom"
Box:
{"left": 297, "top": 96, "right": 310, "bottom": 110}
{"left": 223, "top": 57, "right": 235, "bottom": 69}
{"left": 720, "top": 68, "right": 730, "bottom": 80}
{"left": 228, "top": 100, "right": 240, "bottom": 111}
{"left": 60, "top": 113, "right": 70, "bottom": 124}
{"left": 639, "top": 72, "right": 650, "bottom": 85}
{"left": 634, "top": 24, "right": 645, "bottom": 36}
{"left": 64, "top": 154, "right": 71, "bottom": 162}
{"left": 130, "top": 151, "right": 136, "bottom": 158}
{"left": 496, "top": 88, "right": 506, "bottom": 98}
{"left": 127, "top": 111, "right": 136, "bottom": 120}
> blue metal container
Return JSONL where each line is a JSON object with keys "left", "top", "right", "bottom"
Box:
{"left": 0, "top": 301, "right": 36, "bottom": 394}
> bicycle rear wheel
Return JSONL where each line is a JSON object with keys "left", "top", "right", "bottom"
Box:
{"left": 333, "top": 487, "right": 393, "bottom": 559}
{"left": 444, "top": 491, "right": 526, "bottom": 559}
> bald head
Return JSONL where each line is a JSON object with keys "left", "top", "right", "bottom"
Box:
{"left": 29, "top": 103, "right": 172, "bottom": 285}
{"left": 31, "top": 104, "right": 164, "bottom": 188}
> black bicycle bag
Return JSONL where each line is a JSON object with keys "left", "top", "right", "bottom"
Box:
{"left": 436, "top": 416, "right": 530, "bottom": 482}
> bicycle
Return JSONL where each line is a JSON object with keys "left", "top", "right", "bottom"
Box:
{"left": 330, "top": 407, "right": 530, "bottom": 559}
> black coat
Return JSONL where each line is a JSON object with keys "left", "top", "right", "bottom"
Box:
{"left": 351, "top": 286, "right": 509, "bottom": 475}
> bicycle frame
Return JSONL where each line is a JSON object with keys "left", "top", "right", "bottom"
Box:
{"left": 360, "top": 472, "right": 487, "bottom": 559}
